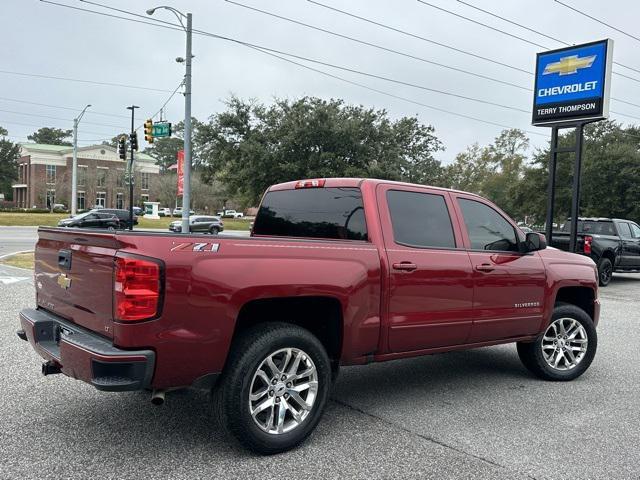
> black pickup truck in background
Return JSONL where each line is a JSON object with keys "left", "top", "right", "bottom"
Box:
{"left": 550, "top": 218, "right": 640, "bottom": 286}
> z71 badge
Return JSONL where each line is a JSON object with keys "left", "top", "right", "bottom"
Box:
{"left": 170, "top": 242, "right": 220, "bottom": 252}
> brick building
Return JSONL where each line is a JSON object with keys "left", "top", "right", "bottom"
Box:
{"left": 12, "top": 143, "right": 160, "bottom": 210}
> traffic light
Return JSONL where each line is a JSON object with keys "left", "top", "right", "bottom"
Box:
{"left": 144, "top": 118, "right": 154, "bottom": 144}
{"left": 130, "top": 132, "right": 138, "bottom": 151}
{"left": 117, "top": 135, "right": 127, "bottom": 159}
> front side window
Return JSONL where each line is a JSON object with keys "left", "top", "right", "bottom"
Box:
{"left": 630, "top": 223, "right": 640, "bottom": 238}
{"left": 459, "top": 198, "right": 519, "bottom": 252}
{"left": 253, "top": 187, "right": 367, "bottom": 240}
{"left": 386, "top": 190, "right": 456, "bottom": 248}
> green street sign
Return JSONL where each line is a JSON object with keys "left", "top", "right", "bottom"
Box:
{"left": 152, "top": 122, "right": 172, "bottom": 138}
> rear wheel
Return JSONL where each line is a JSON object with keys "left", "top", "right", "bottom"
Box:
{"left": 213, "top": 323, "right": 331, "bottom": 454}
{"left": 597, "top": 257, "right": 613, "bottom": 286}
{"left": 517, "top": 304, "right": 597, "bottom": 381}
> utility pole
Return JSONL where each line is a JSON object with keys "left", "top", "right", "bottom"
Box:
{"left": 147, "top": 6, "right": 192, "bottom": 234}
{"left": 71, "top": 104, "right": 91, "bottom": 216}
{"left": 126, "top": 105, "right": 139, "bottom": 231}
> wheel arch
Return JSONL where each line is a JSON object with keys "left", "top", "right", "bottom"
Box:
{"left": 232, "top": 296, "right": 344, "bottom": 364}
{"left": 554, "top": 286, "right": 595, "bottom": 321}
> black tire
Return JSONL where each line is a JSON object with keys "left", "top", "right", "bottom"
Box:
{"left": 597, "top": 257, "right": 613, "bottom": 287}
{"left": 517, "top": 303, "right": 597, "bottom": 381}
{"left": 209, "top": 226, "right": 220, "bottom": 235}
{"left": 213, "top": 322, "right": 331, "bottom": 454}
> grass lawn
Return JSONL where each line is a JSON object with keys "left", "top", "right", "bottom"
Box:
{"left": 0, "top": 212, "right": 252, "bottom": 231}
{"left": 0, "top": 252, "right": 35, "bottom": 270}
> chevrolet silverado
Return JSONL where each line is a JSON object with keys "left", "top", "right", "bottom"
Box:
{"left": 17, "top": 178, "right": 600, "bottom": 454}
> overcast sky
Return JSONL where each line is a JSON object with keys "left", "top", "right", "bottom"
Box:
{"left": 2, "top": 0, "right": 639, "bottom": 163}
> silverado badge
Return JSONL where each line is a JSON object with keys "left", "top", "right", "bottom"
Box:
{"left": 57, "top": 274, "right": 71, "bottom": 290}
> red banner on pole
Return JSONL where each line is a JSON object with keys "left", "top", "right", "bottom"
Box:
{"left": 177, "top": 150, "right": 184, "bottom": 196}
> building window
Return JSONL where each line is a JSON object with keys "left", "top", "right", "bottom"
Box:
{"left": 77, "top": 191, "right": 85, "bottom": 211}
{"left": 78, "top": 166, "right": 87, "bottom": 186}
{"left": 140, "top": 172, "right": 150, "bottom": 190}
{"left": 116, "top": 169, "right": 124, "bottom": 188}
{"left": 46, "top": 165, "right": 56, "bottom": 184}
{"left": 116, "top": 193, "right": 124, "bottom": 209}
{"left": 96, "top": 192, "right": 106, "bottom": 208}
{"left": 140, "top": 194, "right": 149, "bottom": 205}
{"left": 97, "top": 168, "right": 107, "bottom": 187}
{"left": 46, "top": 189, "right": 55, "bottom": 209}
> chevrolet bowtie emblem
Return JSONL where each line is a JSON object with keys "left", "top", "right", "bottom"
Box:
{"left": 543, "top": 54, "right": 596, "bottom": 76}
{"left": 57, "top": 274, "right": 71, "bottom": 290}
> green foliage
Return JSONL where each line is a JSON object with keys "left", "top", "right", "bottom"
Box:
{"left": 195, "top": 96, "right": 444, "bottom": 205}
{"left": 444, "top": 122, "right": 640, "bottom": 225}
{"left": 27, "top": 127, "right": 73, "bottom": 146}
{"left": 0, "top": 127, "right": 20, "bottom": 200}
{"left": 143, "top": 137, "right": 184, "bottom": 172}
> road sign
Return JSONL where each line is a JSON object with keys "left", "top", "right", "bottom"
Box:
{"left": 152, "top": 122, "right": 172, "bottom": 138}
{"left": 532, "top": 39, "right": 613, "bottom": 126}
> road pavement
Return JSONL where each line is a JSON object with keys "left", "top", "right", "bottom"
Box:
{"left": 1, "top": 266, "right": 639, "bottom": 479}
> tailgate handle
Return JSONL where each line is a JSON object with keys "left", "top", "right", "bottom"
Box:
{"left": 58, "top": 249, "right": 72, "bottom": 271}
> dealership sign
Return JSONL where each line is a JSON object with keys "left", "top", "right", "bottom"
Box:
{"left": 532, "top": 39, "right": 613, "bottom": 126}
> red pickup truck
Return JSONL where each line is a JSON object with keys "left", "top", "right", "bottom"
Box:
{"left": 18, "top": 178, "right": 600, "bottom": 454}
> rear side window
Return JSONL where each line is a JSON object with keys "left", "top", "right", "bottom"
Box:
{"left": 617, "top": 222, "right": 632, "bottom": 238}
{"left": 386, "top": 190, "right": 456, "bottom": 248}
{"left": 459, "top": 199, "right": 519, "bottom": 252}
{"left": 562, "top": 220, "right": 615, "bottom": 235}
{"left": 253, "top": 187, "right": 367, "bottom": 240}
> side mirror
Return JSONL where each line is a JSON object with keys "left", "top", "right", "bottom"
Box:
{"left": 525, "top": 232, "right": 547, "bottom": 252}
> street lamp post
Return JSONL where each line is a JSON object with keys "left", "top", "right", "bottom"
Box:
{"left": 71, "top": 104, "right": 91, "bottom": 216}
{"left": 147, "top": 5, "right": 192, "bottom": 234}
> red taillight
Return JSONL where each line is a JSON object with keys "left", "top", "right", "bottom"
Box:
{"left": 114, "top": 256, "right": 162, "bottom": 322}
{"left": 295, "top": 179, "right": 326, "bottom": 189}
{"left": 584, "top": 235, "right": 593, "bottom": 255}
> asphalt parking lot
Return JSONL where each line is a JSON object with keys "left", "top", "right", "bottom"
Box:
{"left": 1, "top": 269, "right": 639, "bottom": 479}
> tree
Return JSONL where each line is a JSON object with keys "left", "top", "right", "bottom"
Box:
{"left": 0, "top": 127, "right": 20, "bottom": 201}
{"left": 195, "top": 96, "right": 444, "bottom": 205}
{"left": 143, "top": 137, "right": 184, "bottom": 173}
{"left": 27, "top": 127, "right": 73, "bottom": 146}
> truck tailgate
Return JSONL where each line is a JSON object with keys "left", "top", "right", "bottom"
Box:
{"left": 35, "top": 228, "right": 120, "bottom": 339}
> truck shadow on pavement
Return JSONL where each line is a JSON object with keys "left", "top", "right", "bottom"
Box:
{"left": 48, "top": 345, "right": 531, "bottom": 456}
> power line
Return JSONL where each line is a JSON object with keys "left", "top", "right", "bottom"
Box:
{"left": 456, "top": 0, "right": 640, "bottom": 76}
{"left": 0, "top": 96, "right": 131, "bottom": 119}
{"left": 41, "top": 0, "right": 640, "bottom": 131}
{"left": 554, "top": 0, "right": 640, "bottom": 44}
{"left": 0, "top": 108, "right": 126, "bottom": 129}
{"left": 225, "top": 0, "right": 529, "bottom": 91}
{"left": 0, "top": 119, "right": 122, "bottom": 138}
{"left": 416, "top": 0, "right": 640, "bottom": 85}
{"left": 307, "top": 0, "right": 531, "bottom": 75}
{"left": 135, "top": 80, "right": 184, "bottom": 131}
{"left": 0, "top": 68, "right": 175, "bottom": 93}
{"left": 44, "top": 0, "right": 530, "bottom": 114}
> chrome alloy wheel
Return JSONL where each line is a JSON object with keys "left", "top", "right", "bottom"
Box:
{"left": 249, "top": 348, "right": 319, "bottom": 435}
{"left": 541, "top": 317, "right": 588, "bottom": 371}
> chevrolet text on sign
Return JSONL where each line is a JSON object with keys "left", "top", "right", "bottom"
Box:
{"left": 532, "top": 39, "right": 613, "bottom": 126}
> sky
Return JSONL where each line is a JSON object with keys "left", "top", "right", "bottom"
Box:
{"left": 2, "top": 0, "right": 640, "bottom": 164}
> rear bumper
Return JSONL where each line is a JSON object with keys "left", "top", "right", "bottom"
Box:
{"left": 18, "top": 308, "right": 155, "bottom": 392}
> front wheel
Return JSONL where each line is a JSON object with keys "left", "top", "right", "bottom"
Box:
{"left": 517, "top": 304, "right": 597, "bottom": 381}
{"left": 597, "top": 257, "right": 613, "bottom": 287}
{"left": 213, "top": 323, "right": 331, "bottom": 454}
{"left": 209, "top": 226, "right": 220, "bottom": 235}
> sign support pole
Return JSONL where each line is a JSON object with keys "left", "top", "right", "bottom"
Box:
{"left": 545, "top": 126, "right": 559, "bottom": 245}
{"left": 569, "top": 123, "right": 585, "bottom": 253}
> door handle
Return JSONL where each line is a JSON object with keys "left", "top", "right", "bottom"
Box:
{"left": 475, "top": 263, "right": 495, "bottom": 273}
{"left": 392, "top": 262, "right": 417, "bottom": 272}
